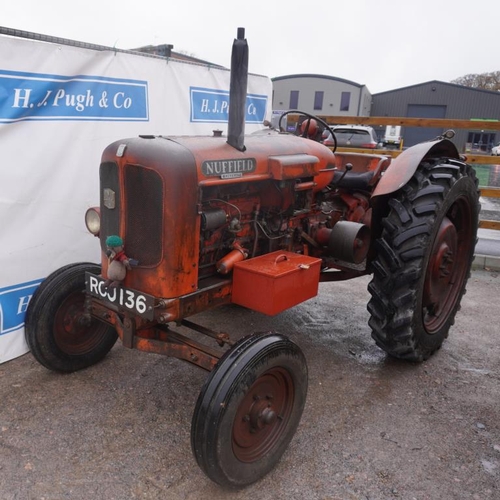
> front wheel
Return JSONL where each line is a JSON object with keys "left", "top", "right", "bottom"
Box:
{"left": 25, "top": 262, "right": 118, "bottom": 372}
{"left": 368, "top": 158, "right": 480, "bottom": 361}
{"left": 191, "top": 333, "right": 308, "bottom": 488}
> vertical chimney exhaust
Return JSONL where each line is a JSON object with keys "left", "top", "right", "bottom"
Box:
{"left": 227, "top": 27, "right": 248, "bottom": 152}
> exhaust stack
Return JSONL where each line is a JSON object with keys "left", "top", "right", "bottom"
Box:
{"left": 227, "top": 27, "right": 248, "bottom": 152}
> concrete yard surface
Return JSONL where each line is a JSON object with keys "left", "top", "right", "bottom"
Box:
{"left": 1, "top": 269, "right": 499, "bottom": 500}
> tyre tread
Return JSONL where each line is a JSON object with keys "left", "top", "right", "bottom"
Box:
{"left": 367, "top": 158, "right": 480, "bottom": 361}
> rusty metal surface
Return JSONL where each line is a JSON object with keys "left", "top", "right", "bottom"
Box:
{"left": 232, "top": 366, "right": 295, "bottom": 462}
{"left": 90, "top": 302, "right": 222, "bottom": 371}
{"left": 180, "top": 319, "right": 234, "bottom": 347}
{"left": 372, "top": 139, "right": 459, "bottom": 198}
{"left": 173, "top": 134, "right": 336, "bottom": 185}
{"left": 100, "top": 137, "right": 201, "bottom": 300}
{"left": 134, "top": 330, "right": 220, "bottom": 372}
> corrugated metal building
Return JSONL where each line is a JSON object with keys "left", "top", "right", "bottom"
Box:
{"left": 371, "top": 81, "right": 500, "bottom": 152}
{"left": 272, "top": 74, "right": 372, "bottom": 121}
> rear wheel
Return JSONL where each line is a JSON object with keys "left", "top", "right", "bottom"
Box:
{"left": 25, "top": 262, "right": 118, "bottom": 372}
{"left": 191, "top": 333, "right": 308, "bottom": 488}
{"left": 368, "top": 158, "right": 480, "bottom": 361}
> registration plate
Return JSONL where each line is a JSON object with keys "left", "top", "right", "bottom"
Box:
{"left": 85, "top": 273, "right": 155, "bottom": 320}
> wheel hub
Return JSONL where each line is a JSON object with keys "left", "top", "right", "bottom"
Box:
{"left": 423, "top": 195, "right": 474, "bottom": 334}
{"left": 247, "top": 395, "right": 278, "bottom": 431}
{"left": 425, "top": 217, "right": 458, "bottom": 316}
{"left": 54, "top": 291, "right": 106, "bottom": 355}
{"left": 232, "top": 368, "right": 294, "bottom": 463}
{"left": 62, "top": 303, "right": 91, "bottom": 334}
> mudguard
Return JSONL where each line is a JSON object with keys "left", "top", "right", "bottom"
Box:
{"left": 372, "top": 138, "right": 460, "bottom": 198}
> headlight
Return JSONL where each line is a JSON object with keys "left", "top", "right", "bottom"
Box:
{"left": 85, "top": 207, "right": 101, "bottom": 236}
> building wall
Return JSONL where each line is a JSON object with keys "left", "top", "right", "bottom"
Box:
{"left": 372, "top": 81, "right": 500, "bottom": 151}
{"left": 272, "top": 74, "right": 372, "bottom": 118}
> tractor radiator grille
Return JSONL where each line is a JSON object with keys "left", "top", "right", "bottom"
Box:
{"left": 100, "top": 162, "right": 121, "bottom": 253}
{"left": 124, "top": 164, "right": 163, "bottom": 267}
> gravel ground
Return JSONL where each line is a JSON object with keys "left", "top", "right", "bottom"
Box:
{"left": 1, "top": 269, "right": 499, "bottom": 500}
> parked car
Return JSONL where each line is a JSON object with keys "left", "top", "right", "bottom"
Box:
{"left": 322, "top": 125, "right": 381, "bottom": 149}
{"left": 491, "top": 143, "right": 500, "bottom": 156}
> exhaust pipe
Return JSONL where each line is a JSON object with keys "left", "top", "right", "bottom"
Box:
{"left": 227, "top": 27, "right": 248, "bottom": 152}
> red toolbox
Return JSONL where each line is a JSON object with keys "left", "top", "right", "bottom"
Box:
{"left": 232, "top": 251, "right": 322, "bottom": 316}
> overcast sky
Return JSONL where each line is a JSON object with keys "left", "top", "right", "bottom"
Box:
{"left": 3, "top": 0, "right": 499, "bottom": 94}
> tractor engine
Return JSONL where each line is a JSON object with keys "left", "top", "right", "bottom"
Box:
{"left": 89, "top": 131, "right": 378, "bottom": 322}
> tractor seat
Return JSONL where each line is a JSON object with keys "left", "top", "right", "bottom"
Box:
{"left": 331, "top": 170, "right": 375, "bottom": 191}
{"left": 330, "top": 153, "right": 391, "bottom": 191}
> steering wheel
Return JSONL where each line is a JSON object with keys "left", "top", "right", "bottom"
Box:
{"left": 278, "top": 110, "right": 337, "bottom": 153}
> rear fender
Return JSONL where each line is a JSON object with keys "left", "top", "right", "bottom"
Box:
{"left": 371, "top": 138, "right": 460, "bottom": 198}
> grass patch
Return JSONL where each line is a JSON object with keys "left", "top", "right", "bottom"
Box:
{"left": 473, "top": 164, "right": 494, "bottom": 188}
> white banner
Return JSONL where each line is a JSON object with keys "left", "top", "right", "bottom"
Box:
{"left": 0, "top": 34, "right": 272, "bottom": 363}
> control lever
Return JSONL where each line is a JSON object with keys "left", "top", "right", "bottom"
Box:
{"left": 333, "top": 162, "right": 353, "bottom": 188}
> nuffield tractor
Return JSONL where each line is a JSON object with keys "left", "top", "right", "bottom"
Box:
{"left": 26, "top": 29, "right": 480, "bottom": 487}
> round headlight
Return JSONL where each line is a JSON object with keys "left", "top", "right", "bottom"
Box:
{"left": 85, "top": 207, "right": 101, "bottom": 235}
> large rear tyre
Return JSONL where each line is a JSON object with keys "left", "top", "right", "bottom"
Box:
{"left": 191, "top": 333, "right": 308, "bottom": 488}
{"left": 368, "top": 158, "right": 480, "bottom": 361}
{"left": 25, "top": 262, "right": 118, "bottom": 372}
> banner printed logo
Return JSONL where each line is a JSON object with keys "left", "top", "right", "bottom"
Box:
{"left": 0, "top": 70, "right": 149, "bottom": 122}
{"left": 190, "top": 87, "right": 267, "bottom": 123}
{"left": 0, "top": 279, "right": 42, "bottom": 335}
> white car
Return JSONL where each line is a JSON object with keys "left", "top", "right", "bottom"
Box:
{"left": 491, "top": 143, "right": 500, "bottom": 156}
{"left": 322, "top": 125, "right": 381, "bottom": 150}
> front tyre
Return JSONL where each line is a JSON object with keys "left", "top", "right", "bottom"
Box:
{"left": 191, "top": 333, "right": 308, "bottom": 488}
{"left": 368, "top": 158, "right": 480, "bottom": 361}
{"left": 25, "top": 262, "right": 118, "bottom": 372}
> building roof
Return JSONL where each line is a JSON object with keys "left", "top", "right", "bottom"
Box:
{"left": 272, "top": 74, "right": 365, "bottom": 88}
{"left": 373, "top": 80, "right": 500, "bottom": 97}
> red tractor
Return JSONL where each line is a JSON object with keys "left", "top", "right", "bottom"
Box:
{"left": 26, "top": 29, "right": 480, "bottom": 488}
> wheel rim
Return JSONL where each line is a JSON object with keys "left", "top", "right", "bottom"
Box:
{"left": 232, "top": 367, "right": 295, "bottom": 463}
{"left": 423, "top": 195, "right": 474, "bottom": 334}
{"left": 54, "top": 291, "right": 108, "bottom": 355}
